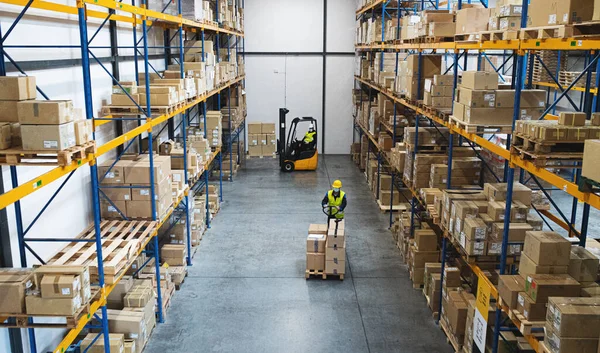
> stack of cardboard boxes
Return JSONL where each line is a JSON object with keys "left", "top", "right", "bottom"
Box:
{"left": 408, "top": 229, "right": 439, "bottom": 287}
{"left": 527, "top": 0, "right": 595, "bottom": 27}
{"left": 81, "top": 333, "right": 126, "bottom": 353}
{"left": 515, "top": 112, "right": 600, "bottom": 145}
{"left": 452, "top": 71, "right": 546, "bottom": 126}
{"left": 400, "top": 10, "right": 455, "bottom": 42}
{"left": 489, "top": 0, "right": 523, "bottom": 34}
{"left": 423, "top": 263, "right": 442, "bottom": 313}
{"left": 395, "top": 55, "right": 442, "bottom": 100}
{"left": 441, "top": 267, "right": 474, "bottom": 344}
{"left": 196, "top": 184, "right": 220, "bottom": 216}
{"left": 326, "top": 219, "right": 346, "bottom": 276}
{"left": 247, "top": 122, "right": 276, "bottom": 158}
{"left": 25, "top": 265, "right": 91, "bottom": 316}
{"left": 423, "top": 75, "right": 454, "bottom": 110}
{"left": 306, "top": 224, "right": 327, "bottom": 272}
{"left": 98, "top": 154, "right": 173, "bottom": 220}
{"left": 0, "top": 76, "right": 36, "bottom": 150}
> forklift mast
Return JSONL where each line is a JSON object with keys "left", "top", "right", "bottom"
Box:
{"left": 278, "top": 108, "right": 289, "bottom": 168}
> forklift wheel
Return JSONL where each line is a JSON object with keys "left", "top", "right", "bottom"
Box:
{"left": 283, "top": 161, "right": 295, "bottom": 172}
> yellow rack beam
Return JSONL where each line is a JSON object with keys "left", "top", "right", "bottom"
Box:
{"left": 533, "top": 81, "right": 597, "bottom": 95}
{"left": 0, "top": 76, "right": 244, "bottom": 210}
{"left": 0, "top": 0, "right": 243, "bottom": 36}
{"left": 355, "top": 37, "right": 600, "bottom": 52}
{"left": 355, "top": 76, "right": 600, "bottom": 211}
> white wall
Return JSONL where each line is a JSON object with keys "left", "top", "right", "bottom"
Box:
{"left": 0, "top": 1, "right": 168, "bottom": 351}
{"left": 245, "top": 0, "right": 355, "bottom": 154}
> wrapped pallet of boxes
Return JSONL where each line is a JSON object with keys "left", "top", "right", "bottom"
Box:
{"left": 325, "top": 219, "right": 345, "bottom": 276}
{"left": 18, "top": 100, "right": 77, "bottom": 151}
{"left": 0, "top": 268, "right": 34, "bottom": 314}
{"left": 545, "top": 297, "right": 600, "bottom": 353}
{"left": 306, "top": 223, "right": 327, "bottom": 272}
{"left": 81, "top": 333, "right": 125, "bottom": 353}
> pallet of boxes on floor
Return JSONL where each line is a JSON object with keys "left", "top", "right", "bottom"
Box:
{"left": 0, "top": 76, "right": 94, "bottom": 166}
{"left": 247, "top": 122, "right": 277, "bottom": 158}
{"left": 306, "top": 219, "right": 346, "bottom": 280}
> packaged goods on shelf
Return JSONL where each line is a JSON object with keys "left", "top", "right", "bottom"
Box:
{"left": 395, "top": 55, "right": 442, "bottom": 100}
{"left": 568, "top": 246, "right": 600, "bottom": 283}
{"left": 81, "top": 333, "right": 125, "bottom": 353}
{"left": 0, "top": 268, "right": 35, "bottom": 314}
{"left": 455, "top": 7, "right": 491, "bottom": 35}
{"left": 583, "top": 139, "right": 600, "bottom": 183}
{"left": 161, "top": 244, "right": 187, "bottom": 266}
{"left": 424, "top": 75, "right": 454, "bottom": 109}
{"left": 528, "top": 0, "right": 594, "bottom": 26}
{"left": 0, "top": 76, "right": 36, "bottom": 102}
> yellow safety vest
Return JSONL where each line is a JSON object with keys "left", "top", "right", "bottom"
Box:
{"left": 304, "top": 131, "right": 316, "bottom": 143}
{"left": 327, "top": 190, "right": 345, "bottom": 219}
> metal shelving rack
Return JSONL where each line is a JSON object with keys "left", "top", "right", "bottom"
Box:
{"left": 354, "top": 1, "right": 600, "bottom": 352}
{"left": 0, "top": 0, "right": 245, "bottom": 352}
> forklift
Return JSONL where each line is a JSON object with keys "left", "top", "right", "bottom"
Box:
{"left": 278, "top": 108, "right": 319, "bottom": 172}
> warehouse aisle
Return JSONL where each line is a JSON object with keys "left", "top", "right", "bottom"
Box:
{"left": 145, "top": 155, "right": 453, "bottom": 353}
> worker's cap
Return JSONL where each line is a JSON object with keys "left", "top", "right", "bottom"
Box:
{"left": 332, "top": 180, "right": 342, "bottom": 188}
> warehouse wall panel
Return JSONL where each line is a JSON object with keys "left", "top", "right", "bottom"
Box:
{"left": 245, "top": 0, "right": 324, "bottom": 52}
{"left": 325, "top": 56, "right": 354, "bottom": 154}
{"left": 326, "top": 0, "right": 356, "bottom": 53}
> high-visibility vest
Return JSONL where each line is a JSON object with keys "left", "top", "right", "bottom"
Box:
{"left": 304, "top": 131, "right": 316, "bottom": 143}
{"left": 327, "top": 190, "right": 345, "bottom": 219}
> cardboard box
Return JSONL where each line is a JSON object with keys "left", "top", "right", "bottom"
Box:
{"left": 307, "top": 233, "right": 326, "bottom": 253}
{"left": 519, "top": 252, "right": 568, "bottom": 277}
{"left": 327, "top": 229, "right": 345, "bottom": 249}
{"left": 123, "top": 155, "right": 171, "bottom": 184}
{"left": 544, "top": 330, "right": 599, "bottom": 353}
{"left": 125, "top": 195, "right": 171, "bottom": 219}
{"left": 523, "top": 231, "right": 572, "bottom": 266}
{"left": 443, "top": 291, "right": 469, "bottom": 335}
{"left": 463, "top": 217, "right": 487, "bottom": 241}
{"left": 495, "top": 90, "right": 515, "bottom": 108}
{"left": 106, "top": 310, "right": 147, "bottom": 353}
{"left": 525, "top": 274, "right": 580, "bottom": 303}
{"left": 21, "top": 122, "right": 76, "bottom": 151}
{"left": 247, "top": 122, "right": 261, "bottom": 134}
{"left": 26, "top": 294, "right": 82, "bottom": 315}
{"left": 455, "top": 7, "right": 491, "bottom": 34}
{"left": 111, "top": 93, "right": 140, "bottom": 106}
{"left": 428, "top": 22, "right": 456, "bottom": 37}
{"left": 0, "top": 76, "right": 36, "bottom": 100}
{"left": 500, "top": 16, "right": 521, "bottom": 30}
{"left": 73, "top": 119, "right": 92, "bottom": 145}
{"left": 325, "top": 260, "right": 345, "bottom": 275}
{"left": 520, "top": 90, "right": 546, "bottom": 108}
{"left": 458, "top": 87, "right": 496, "bottom": 108}
{"left": 414, "top": 229, "right": 437, "bottom": 251}
{"left": 17, "top": 100, "right": 73, "bottom": 125}
{"left": 0, "top": 101, "right": 19, "bottom": 122}
{"left": 529, "top": 0, "right": 594, "bottom": 26}
{"left": 582, "top": 140, "right": 600, "bottom": 183}
{"left": 498, "top": 275, "right": 525, "bottom": 310}
{"left": 308, "top": 224, "right": 328, "bottom": 234}
{"left": 161, "top": 244, "right": 186, "bottom": 266}
{"left": 81, "top": 333, "right": 124, "bottom": 353}
{"left": 325, "top": 242, "right": 346, "bottom": 262}
{"left": 412, "top": 248, "right": 440, "bottom": 268}
{"left": 99, "top": 160, "right": 127, "bottom": 184}
{"left": 124, "top": 286, "right": 153, "bottom": 307}
{"left": 0, "top": 123, "right": 11, "bottom": 149}
{"left": 559, "top": 112, "right": 587, "bottom": 126}
{"left": 39, "top": 275, "right": 80, "bottom": 299}
{"left": 107, "top": 276, "right": 134, "bottom": 308}
{"left": 546, "top": 297, "right": 600, "bottom": 338}
{"left": 261, "top": 123, "right": 275, "bottom": 134}
{"left": 261, "top": 144, "right": 276, "bottom": 157}
{"left": 516, "top": 292, "right": 546, "bottom": 321}
{"left": 306, "top": 253, "right": 325, "bottom": 271}
{"left": 0, "top": 270, "right": 34, "bottom": 314}
{"left": 461, "top": 72, "right": 499, "bottom": 90}
{"left": 568, "top": 246, "right": 599, "bottom": 283}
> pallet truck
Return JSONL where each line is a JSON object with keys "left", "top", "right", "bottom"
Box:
{"left": 278, "top": 108, "right": 318, "bottom": 172}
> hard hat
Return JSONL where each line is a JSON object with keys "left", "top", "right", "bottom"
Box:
{"left": 332, "top": 180, "right": 342, "bottom": 188}
{"left": 309, "top": 123, "right": 315, "bottom": 131}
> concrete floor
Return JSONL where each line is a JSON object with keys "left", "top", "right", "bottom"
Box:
{"left": 145, "top": 155, "right": 453, "bottom": 353}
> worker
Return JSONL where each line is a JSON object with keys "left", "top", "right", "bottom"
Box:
{"left": 303, "top": 124, "right": 316, "bottom": 145}
{"left": 322, "top": 180, "right": 347, "bottom": 220}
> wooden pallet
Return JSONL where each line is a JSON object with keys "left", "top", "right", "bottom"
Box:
{"left": 305, "top": 269, "right": 344, "bottom": 280}
{"left": 454, "top": 33, "right": 478, "bottom": 42}
{"left": 509, "top": 310, "right": 545, "bottom": 335}
{"left": 45, "top": 220, "right": 156, "bottom": 284}
{"left": 101, "top": 103, "right": 181, "bottom": 117}
{"left": 376, "top": 199, "right": 407, "bottom": 213}
{"left": 247, "top": 155, "right": 277, "bottom": 159}
{"left": 573, "top": 21, "right": 600, "bottom": 38}
{"left": 0, "top": 141, "right": 96, "bottom": 166}
{"left": 450, "top": 116, "right": 513, "bottom": 135}
{"left": 511, "top": 145, "right": 583, "bottom": 167}
{"left": 440, "top": 316, "right": 464, "bottom": 353}
{"left": 520, "top": 25, "right": 574, "bottom": 40}
{"left": 513, "top": 133, "right": 586, "bottom": 154}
